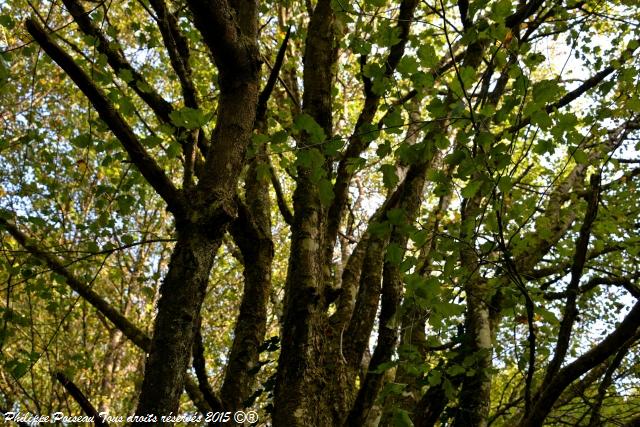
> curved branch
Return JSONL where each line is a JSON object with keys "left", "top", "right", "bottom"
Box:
{"left": 148, "top": 0, "right": 199, "bottom": 109}
{"left": 185, "top": 0, "right": 258, "bottom": 88}
{"left": 25, "top": 19, "right": 184, "bottom": 217}
{"left": 520, "top": 301, "right": 640, "bottom": 427}
{"left": 61, "top": 0, "right": 172, "bottom": 120}
{"left": 55, "top": 372, "right": 109, "bottom": 427}
{"left": 256, "top": 27, "right": 291, "bottom": 124}
{"left": 0, "top": 216, "right": 210, "bottom": 414}
{"left": 270, "top": 161, "right": 293, "bottom": 225}
{"left": 192, "top": 322, "right": 223, "bottom": 412}
{"left": 0, "top": 216, "right": 150, "bottom": 350}
{"left": 544, "top": 274, "right": 640, "bottom": 300}
{"left": 325, "top": 0, "right": 420, "bottom": 268}
{"left": 542, "top": 174, "right": 601, "bottom": 388}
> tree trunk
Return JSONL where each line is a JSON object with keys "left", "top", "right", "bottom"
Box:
{"left": 272, "top": 172, "right": 332, "bottom": 425}
{"left": 134, "top": 227, "right": 221, "bottom": 421}
{"left": 223, "top": 154, "right": 274, "bottom": 411}
{"left": 454, "top": 196, "right": 492, "bottom": 427}
{"left": 454, "top": 286, "right": 493, "bottom": 427}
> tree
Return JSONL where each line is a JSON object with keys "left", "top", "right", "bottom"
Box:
{"left": 1, "top": 0, "right": 639, "bottom": 426}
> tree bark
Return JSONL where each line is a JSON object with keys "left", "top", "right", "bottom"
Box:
{"left": 273, "top": 0, "right": 339, "bottom": 424}
{"left": 454, "top": 196, "right": 492, "bottom": 427}
{"left": 223, "top": 162, "right": 274, "bottom": 411}
{"left": 134, "top": 228, "right": 221, "bottom": 420}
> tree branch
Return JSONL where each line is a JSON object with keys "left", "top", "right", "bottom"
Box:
{"left": 521, "top": 300, "right": 640, "bottom": 427}
{"left": 325, "top": 0, "right": 419, "bottom": 268}
{"left": 256, "top": 27, "right": 291, "bottom": 125}
{"left": 544, "top": 273, "right": 640, "bottom": 300}
{"left": 192, "top": 321, "right": 223, "bottom": 412}
{"left": 270, "top": 161, "right": 293, "bottom": 225}
{"left": 61, "top": 0, "right": 174, "bottom": 123}
{"left": 543, "top": 174, "right": 601, "bottom": 387}
{"left": 185, "top": 0, "right": 258, "bottom": 88}
{"left": 529, "top": 244, "right": 625, "bottom": 281}
{"left": 0, "top": 216, "right": 210, "bottom": 414}
{"left": 148, "top": 0, "right": 199, "bottom": 109}
{"left": 55, "top": 372, "right": 108, "bottom": 427}
{"left": 587, "top": 335, "right": 635, "bottom": 427}
{"left": 222, "top": 198, "right": 273, "bottom": 411}
{"left": 25, "top": 19, "right": 184, "bottom": 217}
{"left": 507, "top": 39, "right": 640, "bottom": 136}
{"left": 0, "top": 216, "right": 150, "bottom": 350}
{"left": 505, "top": 0, "right": 546, "bottom": 29}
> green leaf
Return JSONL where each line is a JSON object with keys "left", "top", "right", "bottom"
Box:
{"left": 294, "top": 113, "right": 326, "bottom": 144}
{"left": 628, "top": 96, "right": 640, "bottom": 113}
{"left": 372, "top": 361, "right": 398, "bottom": 375}
{"left": 386, "top": 243, "right": 404, "bottom": 265}
{"left": 166, "top": 141, "right": 182, "bottom": 158}
{"left": 383, "top": 108, "right": 404, "bottom": 134}
{"left": 443, "top": 378, "right": 456, "bottom": 399}
{"left": 414, "top": 277, "right": 441, "bottom": 301}
{"left": 534, "top": 139, "right": 554, "bottom": 155}
{"left": 350, "top": 38, "right": 372, "bottom": 55}
{"left": 116, "top": 95, "right": 135, "bottom": 116}
{"left": 397, "top": 143, "right": 420, "bottom": 164}
{"left": 372, "top": 76, "right": 390, "bottom": 95}
{"left": 6, "top": 359, "right": 29, "bottom": 379}
{"left": 363, "top": 62, "right": 383, "bottom": 80}
{"left": 135, "top": 79, "right": 153, "bottom": 93}
{"left": 428, "top": 370, "right": 442, "bottom": 386}
{"left": 461, "top": 180, "right": 482, "bottom": 199}
{"left": 376, "top": 140, "right": 392, "bottom": 157}
{"left": 318, "top": 178, "right": 334, "bottom": 206}
{"left": 375, "top": 24, "right": 401, "bottom": 47}
{"left": 410, "top": 71, "right": 434, "bottom": 91}
{"left": 532, "top": 80, "right": 560, "bottom": 105}
{"left": 296, "top": 148, "right": 326, "bottom": 182}
{"left": 140, "top": 286, "right": 155, "bottom": 299}
{"left": 443, "top": 255, "right": 456, "bottom": 278}
{"left": 397, "top": 56, "right": 419, "bottom": 76}
{"left": 70, "top": 133, "right": 92, "bottom": 148}
{"left": 0, "top": 15, "right": 16, "bottom": 30}
{"left": 411, "top": 229, "right": 428, "bottom": 246}
{"left": 256, "top": 162, "right": 271, "bottom": 183}
{"left": 169, "top": 107, "right": 212, "bottom": 129}
{"left": 323, "top": 138, "right": 343, "bottom": 156}
{"left": 117, "top": 195, "right": 135, "bottom": 215}
{"left": 446, "top": 364, "right": 466, "bottom": 377}
{"left": 573, "top": 148, "right": 588, "bottom": 164}
{"left": 417, "top": 44, "right": 438, "bottom": 68}
{"left": 491, "top": 0, "right": 512, "bottom": 18}
{"left": 358, "top": 122, "right": 380, "bottom": 144}
{"left": 118, "top": 68, "right": 134, "bottom": 83}
{"left": 531, "top": 110, "right": 552, "bottom": 129}
{"left": 271, "top": 130, "right": 289, "bottom": 145}
{"left": 392, "top": 409, "right": 414, "bottom": 427}
{"left": 498, "top": 176, "right": 512, "bottom": 193}
{"left": 0, "top": 56, "right": 9, "bottom": 85}
{"left": 445, "top": 150, "right": 467, "bottom": 166}
{"left": 370, "top": 221, "right": 391, "bottom": 238}
{"left": 28, "top": 216, "right": 47, "bottom": 228}
{"left": 381, "top": 164, "right": 399, "bottom": 189}
{"left": 459, "top": 66, "right": 476, "bottom": 87}
{"left": 387, "top": 208, "right": 406, "bottom": 226}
